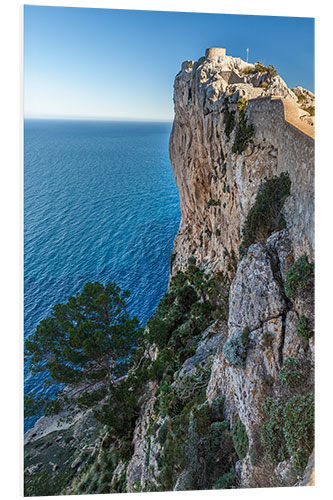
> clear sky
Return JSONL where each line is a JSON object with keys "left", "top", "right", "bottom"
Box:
{"left": 24, "top": 5, "right": 314, "bottom": 120}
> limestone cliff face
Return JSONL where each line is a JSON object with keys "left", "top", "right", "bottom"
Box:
{"left": 167, "top": 49, "right": 314, "bottom": 487}
{"left": 122, "top": 50, "right": 314, "bottom": 490}
{"left": 169, "top": 51, "right": 314, "bottom": 278}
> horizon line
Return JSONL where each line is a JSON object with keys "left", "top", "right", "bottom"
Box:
{"left": 24, "top": 115, "right": 174, "bottom": 123}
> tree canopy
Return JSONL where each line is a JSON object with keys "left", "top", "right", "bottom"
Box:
{"left": 25, "top": 281, "right": 142, "bottom": 421}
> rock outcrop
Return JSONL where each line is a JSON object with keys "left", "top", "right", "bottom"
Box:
{"left": 169, "top": 50, "right": 314, "bottom": 279}
{"left": 168, "top": 48, "right": 314, "bottom": 488}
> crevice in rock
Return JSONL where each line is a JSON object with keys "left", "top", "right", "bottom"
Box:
{"left": 266, "top": 242, "right": 293, "bottom": 367}
{"left": 278, "top": 309, "right": 287, "bottom": 368}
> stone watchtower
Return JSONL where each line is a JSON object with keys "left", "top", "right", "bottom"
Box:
{"left": 205, "top": 47, "right": 226, "bottom": 59}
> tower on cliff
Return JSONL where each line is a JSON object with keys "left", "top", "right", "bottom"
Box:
{"left": 205, "top": 47, "right": 226, "bottom": 59}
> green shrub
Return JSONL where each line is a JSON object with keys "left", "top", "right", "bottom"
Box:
{"left": 176, "top": 285, "right": 198, "bottom": 311}
{"left": 223, "top": 327, "right": 250, "bottom": 368}
{"left": 146, "top": 266, "right": 229, "bottom": 382}
{"left": 214, "top": 469, "right": 236, "bottom": 489}
{"left": 223, "top": 98, "right": 236, "bottom": 139}
{"left": 182, "top": 413, "right": 236, "bottom": 490}
{"left": 279, "top": 357, "right": 302, "bottom": 388}
{"left": 232, "top": 416, "right": 249, "bottom": 460}
{"left": 284, "top": 255, "right": 314, "bottom": 299}
{"left": 209, "top": 395, "right": 225, "bottom": 422}
{"left": 266, "top": 64, "right": 278, "bottom": 77}
{"left": 241, "top": 325, "right": 250, "bottom": 345}
{"left": 297, "top": 315, "right": 314, "bottom": 341}
{"left": 304, "top": 106, "right": 315, "bottom": 116}
{"left": 244, "top": 66, "right": 253, "bottom": 75}
{"left": 261, "top": 397, "right": 289, "bottom": 465}
{"left": 261, "top": 393, "right": 314, "bottom": 472}
{"left": 169, "top": 270, "right": 188, "bottom": 290}
{"left": 232, "top": 106, "right": 254, "bottom": 154}
{"left": 239, "top": 173, "right": 291, "bottom": 256}
{"left": 283, "top": 393, "right": 314, "bottom": 471}
{"left": 157, "top": 421, "right": 168, "bottom": 445}
{"left": 237, "top": 97, "right": 247, "bottom": 112}
{"left": 190, "top": 301, "right": 214, "bottom": 335}
{"left": 156, "top": 373, "right": 236, "bottom": 491}
{"left": 112, "top": 469, "right": 127, "bottom": 493}
{"left": 253, "top": 62, "right": 277, "bottom": 77}
{"left": 244, "top": 62, "right": 277, "bottom": 77}
{"left": 24, "top": 469, "right": 72, "bottom": 497}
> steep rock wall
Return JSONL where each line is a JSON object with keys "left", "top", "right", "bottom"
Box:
{"left": 169, "top": 54, "right": 314, "bottom": 278}
{"left": 168, "top": 50, "right": 314, "bottom": 487}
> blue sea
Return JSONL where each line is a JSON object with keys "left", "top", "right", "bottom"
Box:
{"left": 24, "top": 119, "right": 180, "bottom": 431}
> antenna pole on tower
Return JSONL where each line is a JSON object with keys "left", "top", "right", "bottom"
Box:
{"left": 246, "top": 48, "right": 249, "bottom": 63}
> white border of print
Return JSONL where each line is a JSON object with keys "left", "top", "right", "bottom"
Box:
{"left": 0, "top": 1, "right": 330, "bottom": 499}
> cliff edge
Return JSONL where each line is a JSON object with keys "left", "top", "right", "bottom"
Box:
{"left": 169, "top": 49, "right": 314, "bottom": 279}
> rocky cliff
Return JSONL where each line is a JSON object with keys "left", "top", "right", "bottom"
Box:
{"left": 24, "top": 49, "right": 314, "bottom": 495}
{"left": 169, "top": 49, "right": 314, "bottom": 278}
{"left": 168, "top": 48, "right": 314, "bottom": 488}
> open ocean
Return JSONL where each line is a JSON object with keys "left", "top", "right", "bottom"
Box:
{"left": 24, "top": 119, "right": 181, "bottom": 431}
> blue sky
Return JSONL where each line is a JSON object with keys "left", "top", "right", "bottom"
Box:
{"left": 24, "top": 5, "right": 314, "bottom": 120}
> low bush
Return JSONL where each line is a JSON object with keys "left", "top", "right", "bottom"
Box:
{"left": 214, "top": 470, "right": 236, "bottom": 489}
{"left": 223, "top": 326, "right": 250, "bottom": 368}
{"left": 232, "top": 416, "right": 249, "bottom": 460}
{"left": 237, "top": 97, "right": 247, "bottom": 112}
{"left": 24, "top": 469, "right": 72, "bottom": 497}
{"left": 156, "top": 379, "right": 237, "bottom": 491}
{"left": 239, "top": 173, "right": 291, "bottom": 257}
{"left": 244, "top": 62, "right": 277, "bottom": 77}
{"left": 261, "top": 397, "right": 289, "bottom": 465}
{"left": 279, "top": 357, "right": 302, "bottom": 388}
{"left": 232, "top": 106, "right": 255, "bottom": 154}
{"left": 253, "top": 62, "right": 277, "bottom": 77}
{"left": 223, "top": 98, "right": 236, "bottom": 139}
{"left": 297, "top": 315, "right": 314, "bottom": 341}
{"left": 284, "top": 255, "right": 314, "bottom": 299}
{"left": 283, "top": 393, "right": 314, "bottom": 471}
{"left": 261, "top": 393, "right": 314, "bottom": 472}
{"left": 304, "top": 105, "right": 315, "bottom": 116}
{"left": 176, "top": 285, "right": 198, "bottom": 311}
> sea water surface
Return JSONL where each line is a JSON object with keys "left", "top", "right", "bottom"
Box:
{"left": 24, "top": 119, "right": 181, "bottom": 431}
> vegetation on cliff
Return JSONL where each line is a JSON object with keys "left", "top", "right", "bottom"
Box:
{"left": 24, "top": 267, "right": 236, "bottom": 495}
{"left": 24, "top": 246, "right": 315, "bottom": 496}
{"left": 244, "top": 62, "right": 277, "bottom": 77}
{"left": 284, "top": 254, "right": 314, "bottom": 299}
{"left": 239, "top": 172, "right": 291, "bottom": 257}
{"left": 232, "top": 99, "right": 255, "bottom": 154}
{"left": 25, "top": 282, "right": 142, "bottom": 425}
{"left": 25, "top": 251, "right": 315, "bottom": 495}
